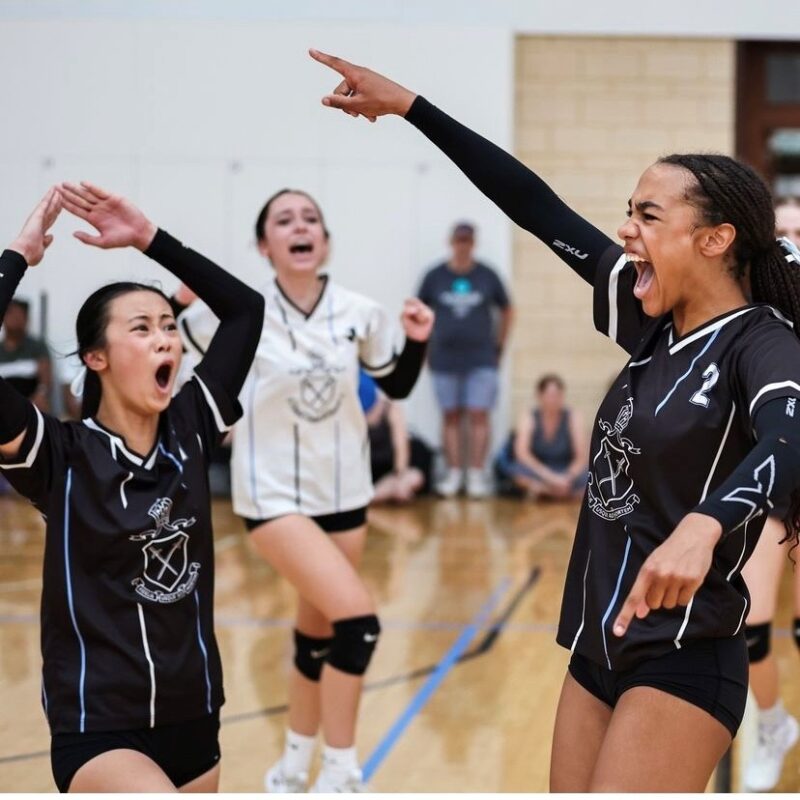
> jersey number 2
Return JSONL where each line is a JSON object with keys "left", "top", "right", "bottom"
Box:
{"left": 690, "top": 363, "right": 720, "bottom": 408}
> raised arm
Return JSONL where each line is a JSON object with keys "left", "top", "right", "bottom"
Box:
{"left": 60, "top": 182, "right": 264, "bottom": 399}
{"left": 0, "top": 188, "right": 61, "bottom": 459}
{"left": 310, "top": 50, "right": 617, "bottom": 285}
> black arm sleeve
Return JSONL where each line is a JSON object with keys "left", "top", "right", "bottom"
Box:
{"left": 694, "top": 397, "right": 800, "bottom": 538}
{"left": 405, "top": 96, "right": 617, "bottom": 285}
{"left": 373, "top": 338, "right": 426, "bottom": 400}
{"left": 0, "top": 249, "right": 37, "bottom": 443}
{"left": 144, "top": 230, "right": 264, "bottom": 398}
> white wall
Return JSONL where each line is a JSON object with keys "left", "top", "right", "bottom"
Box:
{"left": 0, "top": 17, "right": 514, "bottom": 446}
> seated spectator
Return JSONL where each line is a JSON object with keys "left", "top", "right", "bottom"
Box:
{"left": 0, "top": 298, "right": 51, "bottom": 411}
{"left": 359, "top": 371, "right": 433, "bottom": 504}
{"left": 494, "top": 374, "right": 588, "bottom": 500}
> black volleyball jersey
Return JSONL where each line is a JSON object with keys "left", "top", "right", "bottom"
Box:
{"left": 0, "top": 369, "right": 239, "bottom": 733}
{"left": 556, "top": 245, "right": 800, "bottom": 670}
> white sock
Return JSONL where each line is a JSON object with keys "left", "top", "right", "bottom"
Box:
{"left": 759, "top": 700, "right": 788, "bottom": 730}
{"left": 321, "top": 744, "right": 360, "bottom": 781}
{"left": 282, "top": 729, "right": 316, "bottom": 775}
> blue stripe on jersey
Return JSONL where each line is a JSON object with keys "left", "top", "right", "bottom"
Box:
{"left": 63, "top": 468, "right": 88, "bottom": 731}
{"left": 194, "top": 590, "right": 213, "bottom": 714}
{"left": 600, "top": 534, "right": 632, "bottom": 670}
{"left": 654, "top": 327, "right": 721, "bottom": 416}
{"left": 158, "top": 442, "right": 183, "bottom": 474}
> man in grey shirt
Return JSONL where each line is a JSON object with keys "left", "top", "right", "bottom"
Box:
{"left": 418, "top": 222, "right": 513, "bottom": 497}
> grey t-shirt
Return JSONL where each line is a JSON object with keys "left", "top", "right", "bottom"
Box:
{"left": 417, "top": 261, "right": 510, "bottom": 373}
{"left": 0, "top": 334, "right": 50, "bottom": 399}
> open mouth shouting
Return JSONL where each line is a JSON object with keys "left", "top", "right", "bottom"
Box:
{"left": 154, "top": 360, "right": 175, "bottom": 393}
{"left": 626, "top": 252, "right": 655, "bottom": 301}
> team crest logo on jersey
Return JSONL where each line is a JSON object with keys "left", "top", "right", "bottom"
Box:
{"left": 587, "top": 399, "right": 641, "bottom": 521}
{"left": 288, "top": 352, "right": 345, "bottom": 422}
{"left": 130, "top": 498, "right": 201, "bottom": 604}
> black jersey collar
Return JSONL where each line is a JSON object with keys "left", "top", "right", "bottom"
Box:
{"left": 273, "top": 274, "right": 329, "bottom": 321}
{"left": 82, "top": 417, "right": 160, "bottom": 470}
{"left": 667, "top": 305, "right": 758, "bottom": 355}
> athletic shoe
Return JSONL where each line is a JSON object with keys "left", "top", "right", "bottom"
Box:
{"left": 435, "top": 468, "right": 462, "bottom": 498}
{"left": 466, "top": 468, "right": 490, "bottom": 499}
{"left": 311, "top": 767, "right": 369, "bottom": 793}
{"left": 744, "top": 712, "right": 800, "bottom": 791}
{"left": 264, "top": 760, "right": 309, "bottom": 793}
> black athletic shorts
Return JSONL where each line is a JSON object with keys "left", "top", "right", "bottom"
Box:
{"left": 568, "top": 634, "right": 748, "bottom": 738}
{"left": 244, "top": 506, "right": 367, "bottom": 535}
{"left": 50, "top": 711, "right": 220, "bottom": 793}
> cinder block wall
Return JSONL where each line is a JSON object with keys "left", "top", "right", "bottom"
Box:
{"left": 511, "top": 37, "right": 734, "bottom": 428}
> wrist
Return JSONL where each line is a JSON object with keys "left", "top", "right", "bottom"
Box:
{"left": 684, "top": 512, "right": 723, "bottom": 547}
{"left": 398, "top": 90, "right": 418, "bottom": 117}
{"left": 134, "top": 221, "right": 158, "bottom": 252}
{"left": 8, "top": 240, "right": 33, "bottom": 265}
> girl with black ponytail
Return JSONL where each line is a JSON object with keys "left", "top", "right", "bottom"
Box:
{"left": 310, "top": 51, "right": 800, "bottom": 791}
{"left": 0, "top": 184, "right": 263, "bottom": 792}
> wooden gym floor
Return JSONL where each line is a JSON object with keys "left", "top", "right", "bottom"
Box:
{"left": 1, "top": 493, "right": 798, "bottom": 792}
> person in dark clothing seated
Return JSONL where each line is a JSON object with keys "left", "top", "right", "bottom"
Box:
{"left": 495, "top": 374, "right": 588, "bottom": 500}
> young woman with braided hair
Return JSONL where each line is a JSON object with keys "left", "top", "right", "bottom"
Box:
{"left": 310, "top": 51, "right": 800, "bottom": 791}
{"left": 738, "top": 200, "right": 800, "bottom": 792}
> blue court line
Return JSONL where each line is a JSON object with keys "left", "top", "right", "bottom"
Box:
{"left": 362, "top": 576, "right": 512, "bottom": 781}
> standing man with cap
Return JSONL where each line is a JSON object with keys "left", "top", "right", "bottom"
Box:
{"left": 418, "top": 222, "right": 513, "bottom": 498}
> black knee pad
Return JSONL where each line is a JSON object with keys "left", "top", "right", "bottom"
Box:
{"left": 794, "top": 617, "right": 800, "bottom": 652}
{"left": 327, "top": 614, "right": 381, "bottom": 676}
{"left": 293, "top": 630, "right": 333, "bottom": 682}
{"left": 746, "top": 622, "right": 771, "bottom": 663}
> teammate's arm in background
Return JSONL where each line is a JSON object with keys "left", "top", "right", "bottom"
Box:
{"left": 309, "top": 49, "right": 617, "bottom": 285}
{"left": 0, "top": 188, "right": 62, "bottom": 459}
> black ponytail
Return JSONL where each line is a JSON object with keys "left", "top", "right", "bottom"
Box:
{"left": 75, "top": 282, "right": 170, "bottom": 418}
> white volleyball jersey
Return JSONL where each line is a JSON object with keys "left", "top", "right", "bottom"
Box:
{"left": 179, "top": 275, "right": 402, "bottom": 519}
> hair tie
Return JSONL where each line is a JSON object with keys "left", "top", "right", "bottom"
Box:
{"left": 70, "top": 366, "right": 87, "bottom": 398}
{"left": 778, "top": 236, "right": 800, "bottom": 266}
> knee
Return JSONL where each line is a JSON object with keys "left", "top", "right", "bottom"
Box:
{"left": 467, "top": 409, "right": 489, "bottom": 424}
{"left": 294, "top": 629, "right": 334, "bottom": 682}
{"left": 326, "top": 614, "right": 381, "bottom": 676}
{"left": 746, "top": 622, "right": 771, "bottom": 663}
{"left": 443, "top": 409, "right": 462, "bottom": 425}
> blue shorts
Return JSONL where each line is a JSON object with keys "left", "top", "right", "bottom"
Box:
{"left": 494, "top": 445, "right": 588, "bottom": 491}
{"left": 431, "top": 367, "right": 498, "bottom": 412}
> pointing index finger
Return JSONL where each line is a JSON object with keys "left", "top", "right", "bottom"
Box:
{"left": 309, "top": 48, "right": 353, "bottom": 78}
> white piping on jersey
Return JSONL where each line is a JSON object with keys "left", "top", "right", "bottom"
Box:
{"left": 655, "top": 327, "right": 722, "bottom": 416}
{"left": 41, "top": 676, "right": 49, "bottom": 717}
{"left": 194, "top": 590, "right": 213, "bottom": 714}
{"left": 733, "top": 595, "right": 748, "bottom": 637}
{"left": 82, "top": 418, "right": 150, "bottom": 468}
{"left": 673, "top": 598, "right": 694, "bottom": 650}
{"left": 0, "top": 406, "right": 44, "bottom": 470}
{"left": 570, "top": 550, "right": 591, "bottom": 654}
{"left": 119, "top": 472, "right": 133, "bottom": 510}
{"left": 63, "top": 468, "right": 88, "bottom": 732}
{"left": 136, "top": 603, "right": 156, "bottom": 728}
{"left": 293, "top": 424, "right": 301, "bottom": 509}
{"left": 606, "top": 253, "right": 627, "bottom": 344}
{"left": 193, "top": 372, "right": 232, "bottom": 434}
{"left": 727, "top": 519, "right": 751, "bottom": 582}
{"left": 0, "top": 358, "right": 39, "bottom": 379}
{"left": 600, "top": 533, "right": 632, "bottom": 669}
{"left": 748, "top": 381, "right": 800, "bottom": 416}
{"left": 768, "top": 305, "right": 794, "bottom": 328}
{"left": 326, "top": 289, "right": 338, "bottom": 345}
{"left": 628, "top": 356, "right": 652, "bottom": 368}
{"left": 675, "top": 403, "right": 736, "bottom": 651}
{"left": 701, "top": 404, "right": 736, "bottom": 502}
{"left": 196, "top": 433, "right": 204, "bottom": 455}
{"left": 668, "top": 306, "right": 756, "bottom": 355}
{"left": 178, "top": 444, "right": 188, "bottom": 461}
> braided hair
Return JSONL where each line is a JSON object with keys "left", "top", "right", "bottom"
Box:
{"left": 659, "top": 154, "right": 800, "bottom": 549}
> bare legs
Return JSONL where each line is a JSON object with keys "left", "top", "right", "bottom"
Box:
{"left": 549, "top": 672, "right": 731, "bottom": 792}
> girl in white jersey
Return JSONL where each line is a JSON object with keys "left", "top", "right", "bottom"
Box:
{"left": 179, "top": 188, "right": 432, "bottom": 792}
